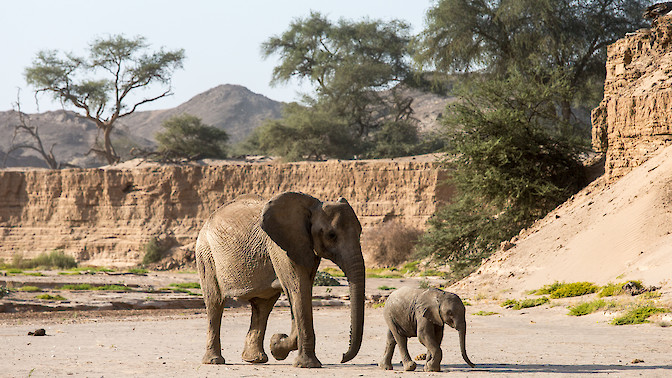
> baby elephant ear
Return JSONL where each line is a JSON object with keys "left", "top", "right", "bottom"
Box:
{"left": 261, "top": 192, "right": 321, "bottom": 268}
{"left": 337, "top": 197, "right": 349, "bottom": 204}
{"left": 422, "top": 297, "right": 444, "bottom": 326}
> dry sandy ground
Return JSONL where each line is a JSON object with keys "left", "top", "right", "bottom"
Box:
{"left": 2, "top": 303, "right": 671, "bottom": 378}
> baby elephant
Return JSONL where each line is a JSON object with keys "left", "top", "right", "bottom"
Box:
{"left": 379, "top": 286, "right": 475, "bottom": 372}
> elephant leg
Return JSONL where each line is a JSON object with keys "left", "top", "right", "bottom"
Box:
{"left": 276, "top": 271, "right": 321, "bottom": 368}
{"left": 270, "top": 309, "right": 298, "bottom": 360}
{"left": 418, "top": 323, "right": 443, "bottom": 372}
{"left": 197, "top": 242, "right": 226, "bottom": 365}
{"left": 378, "top": 330, "right": 396, "bottom": 370}
{"left": 389, "top": 329, "right": 415, "bottom": 371}
{"left": 242, "top": 293, "right": 281, "bottom": 363}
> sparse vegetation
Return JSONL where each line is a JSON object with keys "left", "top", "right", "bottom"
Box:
{"left": 365, "top": 268, "right": 404, "bottom": 279}
{"left": 501, "top": 297, "right": 549, "bottom": 310}
{"left": 142, "top": 237, "right": 166, "bottom": 265}
{"left": 313, "top": 271, "right": 340, "bottom": 286}
{"left": 6, "top": 250, "right": 77, "bottom": 270}
{"left": 611, "top": 306, "right": 669, "bottom": 325}
{"left": 362, "top": 221, "right": 422, "bottom": 268}
{"left": 567, "top": 300, "right": 618, "bottom": 316}
{"left": 60, "top": 284, "right": 132, "bottom": 291}
{"left": 473, "top": 311, "right": 498, "bottom": 316}
{"left": 169, "top": 282, "right": 201, "bottom": 289}
{"left": 377, "top": 286, "right": 396, "bottom": 291}
{"left": 0, "top": 286, "right": 10, "bottom": 298}
{"left": 531, "top": 282, "right": 599, "bottom": 298}
{"left": 18, "top": 286, "right": 42, "bottom": 292}
{"left": 35, "top": 294, "right": 66, "bottom": 301}
{"left": 320, "top": 267, "right": 345, "bottom": 277}
{"left": 127, "top": 268, "right": 149, "bottom": 275}
{"left": 598, "top": 283, "right": 624, "bottom": 297}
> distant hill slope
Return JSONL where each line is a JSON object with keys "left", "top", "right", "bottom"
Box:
{"left": 118, "top": 84, "right": 285, "bottom": 144}
{"left": 0, "top": 84, "right": 452, "bottom": 168}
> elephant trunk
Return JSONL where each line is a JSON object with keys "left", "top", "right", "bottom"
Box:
{"left": 337, "top": 253, "right": 365, "bottom": 363}
{"left": 458, "top": 319, "right": 475, "bottom": 368}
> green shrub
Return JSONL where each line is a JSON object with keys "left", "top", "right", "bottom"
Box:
{"left": 377, "top": 285, "right": 396, "bottom": 291}
{"left": 611, "top": 306, "right": 669, "bottom": 325}
{"left": 321, "top": 267, "right": 344, "bottom": 277}
{"left": 474, "top": 311, "right": 498, "bottom": 316}
{"left": 550, "top": 282, "right": 599, "bottom": 298}
{"left": 23, "top": 272, "right": 45, "bottom": 276}
{"left": 127, "top": 268, "right": 148, "bottom": 275}
{"left": 532, "top": 282, "right": 598, "bottom": 298}
{"left": 568, "top": 300, "right": 617, "bottom": 316}
{"left": 598, "top": 283, "right": 623, "bottom": 297}
{"left": 7, "top": 268, "right": 23, "bottom": 274}
{"left": 35, "top": 294, "right": 66, "bottom": 301}
{"left": 169, "top": 282, "right": 201, "bottom": 289}
{"left": 313, "top": 271, "right": 340, "bottom": 286}
{"left": 18, "top": 286, "right": 42, "bottom": 292}
{"left": 142, "top": 237, "right": 165, "bottom": 265}
{"left": 10, "top": 250, "right": 77, "bottom": 270}
{"left": 94, "top": 285, "right": 131, "bottom": 291}
{"left": 60, "top": 284, "right": 93, "bottom": 290}
{"left": 501, "top": 297, "right": 549, "bottom": 310}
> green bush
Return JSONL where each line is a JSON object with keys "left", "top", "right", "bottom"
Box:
{"left": 313, "top": 271, "right": 340, "bottom": 286}
{"left": 35, "top": 294, "right": 66, "bottom": 301}
{"left": 11, "top": 250, "right": 77, "bottom": 270}
{"left": 549, "top": 282, "right": 599, "bottom": 298}
{"left": 568, "top": 300, "right": 617, "bottom": 316}
{"left": 377, "top": 285, "right": 396, "bottom": 291}
{"left": 501, "top": 297, "right": 549, "bottom": 310}
{"left": 320, "top": 267, "right": 344, "bottom": 277}
{"left": 18, "top": 286, "right": 42, "bottom": 292}
{"left": 473, "top": 311, "right": 498, "bottom": 316}
{"left": 531, "top": 282, "right": 599, "bottom": 298}
{"left": 60, "top": 284, "right": 93, "bottom": 290}
{"left": 169, "top": 282, "right": 201, "bottom": 289}
{"left": 598, "top": 283, "right": 623, "bottom": 297}
{"left": 142, "top": 237, "right": 165, "bottom": 265}
{"left": 611, "top": 306, "right": 669, "bottom": 325}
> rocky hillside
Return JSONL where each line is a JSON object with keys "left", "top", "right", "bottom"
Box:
{"left": 0, "top": 156, "right": 448, "bottom": 266}
{"left": 592, "top": 14, "right": 672, "bottom": 179}
{"left": 455, "top": 15, "right": 672, "bottom": 297}
{"left": 118, "top": 84, "right": 284, "bottom": 144}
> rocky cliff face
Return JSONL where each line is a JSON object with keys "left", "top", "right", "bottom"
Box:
{"left": 0, "top": 158, "right": 448, "bottom": 266}
{"left": 592, "top": 15, "right": 672, "bottom": 178}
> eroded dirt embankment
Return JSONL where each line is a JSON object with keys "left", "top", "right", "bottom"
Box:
{"left": 0, "top": 157, "right": 448, "bottom": 266}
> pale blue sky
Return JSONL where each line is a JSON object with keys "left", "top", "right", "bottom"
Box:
{"left": 0, "top": 1, "right": 430, "bottom": 113}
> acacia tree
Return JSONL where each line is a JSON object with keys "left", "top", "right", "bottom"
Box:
{"left": 259, "top": 12, "right": 418, "bottom": 159}
{"left": 25, "top": 35, "right": 185, "bottom": 164}
{"left": 155, "top": 114, "right": 229, "bottom": 160}
{"left": 415, "top": 0, "right": 650, "bottom": 120}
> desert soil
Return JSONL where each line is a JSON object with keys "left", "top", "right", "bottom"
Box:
{"left": 2, "top": 273, "right": 671, "bottom": 377}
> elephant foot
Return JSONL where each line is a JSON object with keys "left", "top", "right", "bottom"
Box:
{"left": 424, "top": 362, "right": 441, "bottom": 372}
{"left": 270, "top": 333, "right": 293, "bottom": 360}
{"left": 293, "top": 353, "right": 322, "bottom": 368}
{"left": 202, "top": 352, "right": 225, "bottom": 365}
{"left": 402, "top": 360, "right": 417, "bottom": 371}
{"left": 378, "top": 360, "right": 393, "bottom": 370}
{"left": 242, "top": 349, "right": 268, "bottom": 364}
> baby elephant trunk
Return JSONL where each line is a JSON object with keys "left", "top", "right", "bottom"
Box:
{"left": 458, "top": 320, "right": 475, "bottom": 368}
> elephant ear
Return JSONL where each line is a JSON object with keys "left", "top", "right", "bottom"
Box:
{"left": 421, "top": 291, "right": 444, "bottom": 326}
{"left": 261, "top": 192, "right": 322, "bottom": 268}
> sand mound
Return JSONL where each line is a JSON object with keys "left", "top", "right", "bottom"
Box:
{"left": 453, "top": 145, "right": 672, "bottom": 297}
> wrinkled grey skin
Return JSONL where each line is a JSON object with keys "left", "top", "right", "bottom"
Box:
{"left": 195, "top": 192, "right": 365, "bottom": 368}
{"left": 379, "top": 286, "right": 475, "bottom": 372}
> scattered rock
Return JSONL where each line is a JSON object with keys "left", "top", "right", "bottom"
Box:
{"left": 28, "top": 329, "right": 46, "bottom": 336}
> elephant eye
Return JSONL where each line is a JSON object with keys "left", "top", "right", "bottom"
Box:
{"left": 326, "top": 230, "right": 337, "bottom": 241}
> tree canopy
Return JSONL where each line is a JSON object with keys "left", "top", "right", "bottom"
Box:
{"left": 155, "top": 114, "right": 229, "bottom": 160}
{"left": 415, "top": 0, "right": 650, "bottom": 118}
{"left": 25, "top": 35, "right": 185, "bottom": 164}
{"left": 256, "top": 12, "right": 428, "bottom": 160}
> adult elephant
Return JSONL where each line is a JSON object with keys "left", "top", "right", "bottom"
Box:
{"left": 195, "top": 192, "right": 365, "bottom": 368}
